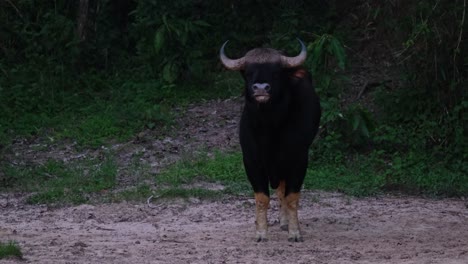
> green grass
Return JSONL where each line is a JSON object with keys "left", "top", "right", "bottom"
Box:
{"left": 0, "top": 241, "right": 22, "bottom": 260}
{"left": 0, "top": 67, "right": 242, "bottom": 147}
{"left": 107, "top": 185, "right": 224, "bottom": 203}
{"left": 103, "top": 149, "right": 249, "bottom": 202}
{"left": 2, "top": 146, "right": 465, "bottom": 205}
{"left": 107, "top": 184, "right": 154, "bottom": 202}
{"left": 382, "top": 151, "right": 468, "bottom": 196}
{"left": 158, "top": 149, "right": 468, "bottom": 198}
{"left": 155, "top": 188, "right": 225, "bottom": 199}
{"left": 157, "top": 151, "right": 251, "bottom": 197}
{"left": 307, "top": 150, "right": 468, "bottom": 197}
{"left": 158, "top": 150, "right": 386, "bottom": 197}
{"left": 1, "top": 156, "right": 117, "bottom": 204}
{"left": 0, "top": 75, "right": 174, "bottom": 147}
{"left": 305, "top": 159, "right": 385, "bottom": 197}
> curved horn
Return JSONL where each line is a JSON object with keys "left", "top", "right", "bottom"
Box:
{"left": 219, "top": 40, "right": 245, "bottom": 70}
{"left": 281, "top": 38, "right": 307, "bottom": 68}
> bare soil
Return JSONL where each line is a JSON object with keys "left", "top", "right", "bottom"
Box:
{"left": 1, "top": 192, "right": 468, "bottom": 264}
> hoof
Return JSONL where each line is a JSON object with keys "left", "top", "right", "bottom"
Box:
{"left": 288, "top": 231, "right": 303, "bottom": 242}
{"left": 288, "top": 236, "right": 304, "bottom": 242}
{"left": 255, "top": 231, "right": 268, "bottom": 242}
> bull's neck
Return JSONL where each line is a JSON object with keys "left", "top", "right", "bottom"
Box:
{"left": 245, "top": 98, "right": 290, "bottom": 128}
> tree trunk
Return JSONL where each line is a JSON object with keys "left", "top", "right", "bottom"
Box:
{"left": 77, "top": 0, "right": 89, "bottom": 41}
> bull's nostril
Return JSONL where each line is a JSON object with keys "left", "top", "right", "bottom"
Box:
{"left": 252, "top": 83, "right": 270, "bottom": 91}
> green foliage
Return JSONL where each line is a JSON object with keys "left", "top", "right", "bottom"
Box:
{"left": 308, "top": 33, "right": 346, "bottom": 128}
{"left": 365, "top": 0, "right": 466, "bottom": 158}
{"left": 309, "top": 34, "right": 346, "bottom": 74}
{"left": 343, "top": 104, "right": 375, "bottom": 146}
{"left": 0, "top": 241, "right": 22, "bottom": 260}
{"left": 153, "top": 16, "right": 211, "bottom": 83}
{"left": 133, "top": 1, "right": 212, "bottom": 82}
{"left": 132, "top": 0, "right": 329, "bottom": 83}
{"left": 307, "top": 33, "right": 375, "bottom": 150}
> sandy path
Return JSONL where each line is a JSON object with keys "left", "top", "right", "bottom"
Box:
{"left": 1, "top": 192, "right": 467, "bottom": 264}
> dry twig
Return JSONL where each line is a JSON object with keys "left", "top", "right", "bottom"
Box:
{"left": 5, "top": 0, "right": 24, "bottom": 20}
{"left": 454, "top": 0, "right": 466, "bottom": 77}
{"left": 147, "top": 195, "right": 163, "bottom": 209}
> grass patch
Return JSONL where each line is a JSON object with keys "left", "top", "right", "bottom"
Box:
{"left": 108, "top": 185, "right": 224, "bottom": 203}
{"left": 0, "top": 68, "right": 241, "bottom": 147}
{"left": 107, "top": 184, "right": 154, "bottom": 202}
{"left": 158, "top": 149, "right": 467, "bottom": 198}
{"left": 157, "top": 151, "right": 251, "bottom": 197}
{"left": 382, "top": 151, "right": 468, "bottom": 196}
{"left": 157, "top": 149, "right": 386, "bottom": 198}
{"left": 306, "top": 152, "right": 386, "bottom": 196}
{"left": 156, "top": 188, "right": 224, "bottom": 199}
{"left": 1, "top": 156, "right": 117, "bottom": 204}
{"left": 307, "top": 150, "right": 468, "bottom": 197}
{"left": 0, "top": 241, "right": 22, "bottom": 260}
{"left": 2, "top": 147, "right": 464, "bottom": 203}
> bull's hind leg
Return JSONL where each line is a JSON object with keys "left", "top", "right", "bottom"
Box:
{"left": 286, "top": 192, "right": 303, "bottom": 242}
{"left": 276, "top": 181, "right": 289, "bottom": 231}
{"left": 254, "top": 192, "right": 270, "bottom": 242}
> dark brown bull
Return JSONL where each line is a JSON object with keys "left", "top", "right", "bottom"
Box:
{"left": 220, "top": 39, "right": 321, "bottom": 242}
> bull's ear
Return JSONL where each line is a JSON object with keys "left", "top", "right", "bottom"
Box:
{"left": 287, "top": 67, "right": 311, "bottom": 85}
{"left": 289, "top": 67, "right": 309, "bottom": 80}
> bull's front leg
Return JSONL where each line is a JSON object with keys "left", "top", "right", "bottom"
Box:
{"left": 276, "top": 181, "right": 289, "bottom": 231}
{"left": 285, "top": 192, "right": 302, "bottom": 242}
{"left": 254, "top": 192, "right": 270, "bottom": 242}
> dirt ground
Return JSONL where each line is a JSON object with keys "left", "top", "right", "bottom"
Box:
{"left": 1, "top": 192, "right": 468, "bottom": 264}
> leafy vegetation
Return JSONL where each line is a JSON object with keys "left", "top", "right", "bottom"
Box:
{"left": 0, "top": 241, "right": 22, "bottom": 260}
{"left": 0, "top": 0, "right": 466, "bottom": 200}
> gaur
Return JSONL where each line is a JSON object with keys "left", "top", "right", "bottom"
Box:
{"left": 219, "top": 39, "right": 321, "bottom": 242}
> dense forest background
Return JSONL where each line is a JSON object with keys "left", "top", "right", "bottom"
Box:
{"left": 0, "top": 0, "right": 466, "bottom": 198}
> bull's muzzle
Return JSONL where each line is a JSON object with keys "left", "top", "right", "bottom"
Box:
{"left": 252, "top": 83, "right": 271, "bottom": 103}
